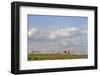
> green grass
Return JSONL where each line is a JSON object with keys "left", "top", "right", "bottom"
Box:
{"left": 28, "top": 53, "right": 88, "bottom": 61}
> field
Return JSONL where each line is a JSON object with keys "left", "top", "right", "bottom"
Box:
{"left": 28, "top": 53, "right": 88, "bottom": 61}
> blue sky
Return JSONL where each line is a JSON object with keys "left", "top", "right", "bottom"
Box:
{"left": 28, "top": 15, "right": 87, "bottom": 30}
{"left": 28, "top": 15, "right": 88, "bottom": 54}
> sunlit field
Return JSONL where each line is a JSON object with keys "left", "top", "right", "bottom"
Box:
{"left": 28, "top": 53, "right": 87, "bottom": 61}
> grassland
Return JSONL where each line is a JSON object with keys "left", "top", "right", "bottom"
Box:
{"left": 28, "top": 53, "right": 88, "bottom": 61}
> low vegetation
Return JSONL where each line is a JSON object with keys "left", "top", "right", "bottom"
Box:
{"left": 28, "top": 53, "right": 88, "bottom": 61}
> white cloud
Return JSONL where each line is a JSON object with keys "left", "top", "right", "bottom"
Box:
{"left": 28, "top": 28, "right": 39, "bottom": 37}
{"left": 28, "top": 27, "right": 87, "bottom": 53}
{"left": 28, "top": 27, "right": 86, "bottom": 43}
{"left": 61, "top": 41, "right": 68, "bottom": 46}
{"left": 81, "top": 30, "right": 87, "bottom": 34}
{"left": 49, "top": 27, "right": 80, "bottom": 40}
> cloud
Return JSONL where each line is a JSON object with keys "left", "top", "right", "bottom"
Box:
{"left": 28, "top": 27, "right": 50, "bottom": 42}
{"left": 28, "top": 27, "right": 87, "bottom": 41}
{"left": 28, "top": 27, "right": 87, "bottom": 54}
{"left": 28, "top": 28, "right": 39, "bottom": 37}
{"left": 49, "top": 27, "right": 80, "bottom": 40}
{"left": 81, "top": 30, "right": 87, "bottom": 34}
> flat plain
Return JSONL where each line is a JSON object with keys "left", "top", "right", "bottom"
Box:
{"left": 28, "top": 53, "right": 88, "bottom": 61}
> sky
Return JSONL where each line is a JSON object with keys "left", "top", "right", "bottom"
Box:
{"left": 27, "top": 15, "right": 88, "bottom": 54}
